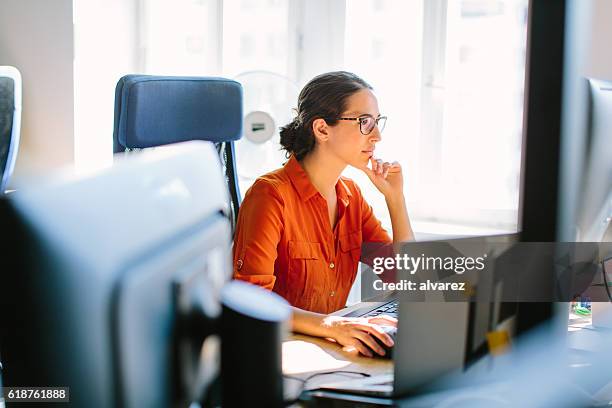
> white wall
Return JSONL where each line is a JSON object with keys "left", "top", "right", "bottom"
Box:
{"left": 0, "top": 0, "right": 74, "bottom": 183}
{"left": 74, "top": 0, "right": 140, "bottom": 173}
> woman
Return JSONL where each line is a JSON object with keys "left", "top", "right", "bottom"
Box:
{"left": 233, "top": 71, "right": 414, "bottom": 357}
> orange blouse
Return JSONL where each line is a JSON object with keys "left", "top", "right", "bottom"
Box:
{"left": 232, "top": 155, "right": 391, "bottom": 314}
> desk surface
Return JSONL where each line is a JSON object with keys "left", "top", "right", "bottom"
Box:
{"left": 282, "top": 306, "right": 612, "bottom": 406}
{"left": 282, "top": 302, "right": 393, "bottom": 402}
{"left": 283, "top": 333, "right": 392, "bottom": 383}
{"left": 282, "top": 333, "right": 393, "bottom": 406}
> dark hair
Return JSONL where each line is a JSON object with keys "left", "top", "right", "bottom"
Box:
{"left": 279, "top": 71, "right": 372, "bottom": 161}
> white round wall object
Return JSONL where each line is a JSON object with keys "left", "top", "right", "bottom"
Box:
{"left": 244, "top": 110, "right": 275, "bottom": 144}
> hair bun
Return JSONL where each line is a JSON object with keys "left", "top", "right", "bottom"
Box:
{"left": 279, "top": 119, "right": 299, "bottom": 155}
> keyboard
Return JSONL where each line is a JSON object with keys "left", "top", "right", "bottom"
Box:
{"left": 360, "top": 300, "right": 399, "bottom": 319}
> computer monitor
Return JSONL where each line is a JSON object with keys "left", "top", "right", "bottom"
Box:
{"left": 522, "top": 1, "right": 611, "bottom": 244}
{"left": 0, "top": 66, "right": 22, "bottom": 193}
{"left": 515, "top": 0, "right": 611, "bottom": 336}
{"left": 0, "top": 141, "right": 232, "bottom": 407}
{"left": 576, "top": 78, "right": 612, "bottom": 242}
{"left": 432, "top": 1, "right": 611, "bottom": 383}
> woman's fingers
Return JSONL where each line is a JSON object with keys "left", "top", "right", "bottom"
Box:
{"left": 328, "top": 317, "right": 397, "bottom": 357}
{"left": 342, "top": 340, "right": 372, "bottom": 357}
{"left": 370, "top": 158, "right": 396, "bottom": 178}
{"left": 371, "top": 158, "right": 384, "bottom": 174}
{"left": 382, "top": 162, "right": 390, "bottom": 178}
{"left": 367, "top": 315, "right": 398, "bottom": 327}
{"left": 350, "top": 323, "right": 394, "bottom": 348}
{"left": 352, "top": 329, "right": 387, "bottom": 356}
{"left": 370, "top": 157, "right": 379, "bottom": 173}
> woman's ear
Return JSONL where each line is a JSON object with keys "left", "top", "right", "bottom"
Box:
{"left": 312, "top": 118, "right": 330, "bottom": 142}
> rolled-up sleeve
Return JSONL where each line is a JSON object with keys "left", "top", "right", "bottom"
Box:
{"left": 232, "top": 180, "right": 284, "bottom": 290}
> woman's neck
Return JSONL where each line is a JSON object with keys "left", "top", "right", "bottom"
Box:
{"left": 300, "top": 149, "right": 346, "bottom": 199}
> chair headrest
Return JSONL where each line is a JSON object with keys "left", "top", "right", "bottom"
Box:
{"left": 113, "top": 75, "right": 243, "bottom": 153}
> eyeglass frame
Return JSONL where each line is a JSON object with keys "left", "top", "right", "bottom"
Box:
{"left": 335, "top": 114, "right": 387, "bottom": 135}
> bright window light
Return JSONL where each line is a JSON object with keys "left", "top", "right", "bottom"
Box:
{"left": 80, "top": 0, "right": 528, "bottom": 234}
{"left": 222, "top": 0, "right": 290, "bottom": 77}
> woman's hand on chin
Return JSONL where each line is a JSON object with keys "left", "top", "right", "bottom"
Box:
{"left": 361, "top": 157, "right": 404, "bottom": 200}
{"left": 320, "top": 315, "right": 397, "bottom": 358}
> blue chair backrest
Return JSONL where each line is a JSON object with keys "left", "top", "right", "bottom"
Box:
{"left": 113, "top": 75, "right": 243, "bottom": 231}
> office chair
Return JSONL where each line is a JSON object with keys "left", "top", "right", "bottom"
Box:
{"left": 0, "top": 66, "right": 22, "bottom": 193}
{"left": 113, "top": 75, "right": 243, "bottom": 232}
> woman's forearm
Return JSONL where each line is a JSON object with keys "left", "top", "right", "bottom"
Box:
{"left": 385, "top": 192, "right": 414, "bottom": 243}
{"left": 291, "top": 306, "right": 331, "bottom": 337}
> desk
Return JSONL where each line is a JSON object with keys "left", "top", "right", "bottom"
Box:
{"left": 282, "top": 333, "right": 393, "bottom": 407}
{"left": 283, "top": 333, "right": 392, "bottom": 385}
{"left": 282, "top": 307, "right": 612, "bottom": 407}
{"left": 282, "top": 302, "right": 393, "bottom": 406}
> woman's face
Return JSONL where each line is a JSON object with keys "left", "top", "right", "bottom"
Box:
{"left": 324, "top": 88, "right": 382, "bottom": 170}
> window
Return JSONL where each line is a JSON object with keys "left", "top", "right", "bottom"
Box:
{"left": 135, "top": 0, "right": 529, "bottom": 233}
{"left": 343, "top": 0, "right": 424, "bottom": 233}
{"left": 343, "top": 0, "right": 528, "bottom": 234}
{"left": 142, "top": 0, "right": 221, "bottom": 76}
{"left": 141, "top": 0, "right": 292, "bottom": 78}
{"left": 73, "top": 0, "right": 529, "bottom": 308}
{"left": 222, "top": 0, "right": 291, "bottom": 77}
{"left": 139, "top": 0, "right": 295, "bottom": 195}
{"left": 416, "top": 0, "right": 528, "bottom": 232}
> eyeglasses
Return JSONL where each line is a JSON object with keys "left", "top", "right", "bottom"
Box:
{"left": 337, "top": 115, "right": 387, "bottom": 135}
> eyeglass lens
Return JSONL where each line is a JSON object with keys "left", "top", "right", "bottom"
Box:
{"left": 360, "top": 117, "right": 386, "bottom": 134}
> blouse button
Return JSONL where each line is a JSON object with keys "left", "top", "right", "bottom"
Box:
{"left": 330, "top": 290, "right": 335, "bottom": 297}
{"left": 237, "top": 259, "right": 243, "bottom": 270}
{"left": 329, "top": 262, "right": 335, "bottom": 269}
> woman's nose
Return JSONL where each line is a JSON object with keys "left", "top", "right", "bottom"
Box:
{"left": 369, "top": 127, "right": 382, "bottom": 143}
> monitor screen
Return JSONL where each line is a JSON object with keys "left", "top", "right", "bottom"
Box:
{"left": 0, "top": 141, "right": 231, "bottom": 407}
{"left": 0, "top": 66, "right": 21, "bottom": 193}
{"left": 0, "top": 77, "right": 14, "bottom": 174}
{"left": 577, "top": 79, "right": 612, "bottom": 242}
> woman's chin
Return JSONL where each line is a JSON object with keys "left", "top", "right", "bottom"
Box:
{"left": 350, "top": 157, "right": 370, "bottom": 171}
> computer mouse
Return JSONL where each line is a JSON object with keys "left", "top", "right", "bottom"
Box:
{"left": 371, "top": 325, "right": 396, "bottom": 359}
